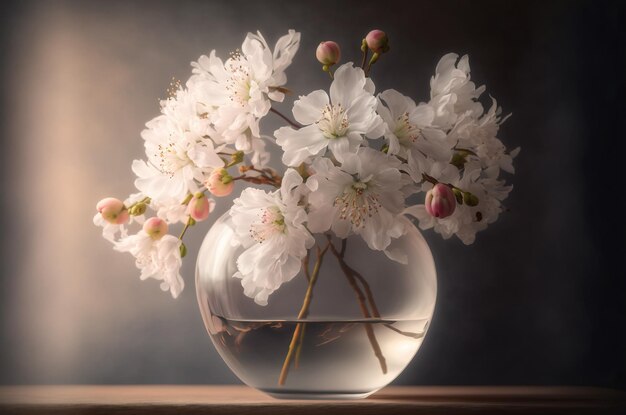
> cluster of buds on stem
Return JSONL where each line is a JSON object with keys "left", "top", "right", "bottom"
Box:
{"left": 128, "top": 202, "right": 147, "bottom": 216}
{"left": 225, "top": 151, "right": 244, "bottom": 168}
{"left": 314, "top": 30, "right": 388, "bottom": 78}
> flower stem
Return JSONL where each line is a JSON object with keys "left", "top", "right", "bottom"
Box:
{"left": 350, "top": 267, "right": 381, "bottom": 318}
{"left": 361, "top": 47, "right": 369, "bottom": 71}
{"left": 127, "top": 196, "right": 151, "bottom": 210}
{"left": 327, "top": 237, "right": 387, "bottom": 374}
{"left": 178, "top": 217, "right": 193, "bottom": 240}
{"left": 270, "top": 107, "right": 301, "bottom": 130}
{"left": 384, "top": 323, "right": 425, "bottom": 339}
{"left": 294, "top": 324, "right": 306, "bottom": 369}
{"left": 232, "top": 167, "right": 282, "bottom": 188}
{"left": 278, "top": 241, "right": 330, "bottom": 386}
{"left": 336, "top": 239, "right": 423, "bottom": 338}
{"left": 302, "top": 254, "right": 311, "bottom": 282}
{"left": 421, "top": 172, "right": 467, "bottom": 193}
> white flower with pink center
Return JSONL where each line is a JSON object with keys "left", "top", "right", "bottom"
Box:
{"left": 275, "top": 63, "right": 384, "bottom": 166}
{"left": 306, "top": 147, "right": 407, "bottom": 251}
{"left": 377, "top": 89, "right": 452, "bottom": 165}
{"left": 229, "top": 169, "right": 314, "bottom": 306}
{"left": 132, "top": 113, "right": 224, "bottom": 203}
{"left": 429, "top": 53, "right": 486, "bottom": 129}
{"left": 447, "top": 98, "right": 520, "bottom": 175}
{"left": 114, "top": 231, "right": 184, "bottom": 298}
{"left": 190, "top": 30, "right": 300, "bottom": 163}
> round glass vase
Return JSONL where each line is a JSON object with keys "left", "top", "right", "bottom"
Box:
{"left": 196, "top": 212, "right": 437, "bottom": 399}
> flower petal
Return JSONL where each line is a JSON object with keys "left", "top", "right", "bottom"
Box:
{"left": 292, "top": 90, "right": 329, "bottom": 125}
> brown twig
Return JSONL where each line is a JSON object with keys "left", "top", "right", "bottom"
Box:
{"left": 294, "top": 254, "right": 311, "bottom": 367}
{"left": 232, "top": 168, "right": 281, "bottom": 188}
{"left": 337, "top": 240, "right": 422, "bottom": 339}
{"left": 270, "top": 107, "right": 301, "bottom": 129}
{"left": 421, "top": 172, "right": 468, "bottom": 194}
{"left": 302, "top": 253, "right": 311, "bottom": 282}
{"left": 337, "top": 240, "right": 382, "bottom": 318}
{"left": 327, "top": 236, "right": 387, "bottom": 374}
{"left": 383, "top": 323, "right": 425, "bottom": 339}
{"left": 365, "top": 62, "right": 373, "bottom": 77}
{"left": 339, "top": 238, "right": 347, "bottom": 258}
{"left": 278, "top": 242, "right": 330, "bottom": 386}
{"left": 294, "top": 324, "right": 306, "bottom": 369}
{"left": 350, "top": 267, "right": 382, "bottom": 319}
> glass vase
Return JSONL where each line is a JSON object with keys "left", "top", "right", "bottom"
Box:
{"left": 196, "top": 212, "right": 437, "bottom": 399}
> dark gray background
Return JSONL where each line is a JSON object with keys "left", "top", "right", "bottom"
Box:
{"left": 0, "top": 0, "right": 624, "bottom": 389}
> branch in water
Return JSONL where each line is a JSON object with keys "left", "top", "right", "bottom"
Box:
{"left": 327, "top": 236, "right": 387, "bottom": 374}
{"left": 278, "top": 241, "right": 330, "bottom": 386}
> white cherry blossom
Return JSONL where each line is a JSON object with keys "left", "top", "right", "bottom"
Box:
{"left": 95, "top": 34, "right": 517, "bottom": 302}
{"left": 190, "top": 30, "right": 300, "bottom": 164}
{"left": 160, "top": 85, "right": 214, "bottom": 139}
{"left": 306, "top": 148, "right": 407, "bottom": 251}
{"left": 448, "top": 98, "right": 519, "bottom": 174}
{"left": 275, "top": 63, "right": 384, "bottom": 166}
{"left": 152, "top": 197, "right": 191, "bottom": 224}
{"left": 114, "top": 231, "right": 184, "bottom": 298}
{"left": 377, "top": 88, "right": 453, "bottom": 182}
{"left": 229, "top": 169, "right": 314, "bottom": 306}
{"left": 132, "top": 113, "right": 224, "bottom": 203}
{"left": 429, "top": 53, "right": 485, "bottom": 129}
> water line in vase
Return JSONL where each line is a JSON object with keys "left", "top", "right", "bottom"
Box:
{"left": 276, "top": 235, "right": 429, "bottom": 386}
{"left": 332, "top": 239, "right": 426, "bottom": 339}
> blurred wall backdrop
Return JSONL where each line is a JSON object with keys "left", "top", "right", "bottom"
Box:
{"left": 0, "top": 0, "right": 624, "bottom": 387}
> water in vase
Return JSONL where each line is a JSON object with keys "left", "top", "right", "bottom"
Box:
{"left": 209, "top": 316, "right": 429, "bottom": 398}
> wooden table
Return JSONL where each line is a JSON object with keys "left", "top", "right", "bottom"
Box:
{"left": 0, "top": 385, "right": 624, "bottom": 414}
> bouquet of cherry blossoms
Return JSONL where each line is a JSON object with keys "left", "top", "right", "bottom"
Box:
{"left": 94, "top": 28, "right": 518, "bottom": 306}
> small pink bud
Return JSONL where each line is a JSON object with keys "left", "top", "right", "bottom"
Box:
{"left": 96, "top": 197, "right": 129, "bottom": 225}
{"left": 143, "top": 217, "right": 168, "bottom": 240}
{"left": 425, "top": 183, "right": 456, "bottom": 219}
{"left": 365, "top": 29, "right": 389, "bottom": 53}
{"left": 187, "top": 193, "right": 211, "bottom": 222}
{"left": 206, "top": 168, "right": 234, "bottom": 197}
{"left": 316, "top": 41, "right": 341, "bottom": 66}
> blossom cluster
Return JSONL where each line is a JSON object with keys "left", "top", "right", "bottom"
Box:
{"left": 94, "top": 29, "right": 517, "bottom": 304}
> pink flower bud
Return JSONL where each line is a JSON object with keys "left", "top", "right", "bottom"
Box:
{"left": 206, "top": 168, "right": 234, "bottom": 197}
{"left": 365, "top": 29, "right": 389, "bottom": 53}
{"left": 143, "top": 217, "right": 168, "bottom": 240}
{"left": 96, "top": 197, "right": 129, "bottom": 225}
{"left": 425, "top": 183, "right": 456, "bottom": 219}
{"left": 316, "top": 41, "right": 341, "bottom": 66}
{"left": 187, "top": 193, "right": 211, "bottom": 222}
